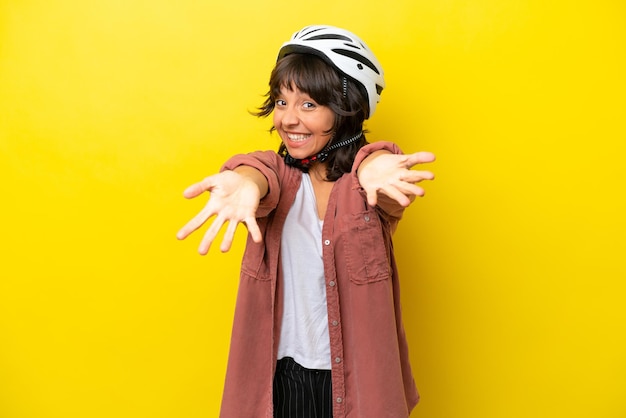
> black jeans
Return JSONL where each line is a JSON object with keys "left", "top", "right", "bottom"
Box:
{"left": 273, "top": 357, "right": 333, "bottom": 418}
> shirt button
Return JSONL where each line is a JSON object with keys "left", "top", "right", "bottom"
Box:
{"left": 335, "top": 357, "right": 341, "bottom": 363}
{"left": 324, "top": 239, "right": 331, "bottom": 245}
{"left": 336, "top": 397, "right": 343, "bottom": 403}
{"left": 364, "top": 215, "right": 370, "bottom": 222}
{"left": 329, "top": 281, "right": 336, "bottom": 287}
{"left": 331, "top": 320, "right": 338, "bottom": 326}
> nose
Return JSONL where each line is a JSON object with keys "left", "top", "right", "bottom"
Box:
{"left": 280, "top": 105, "right": 299, "bottom": 127}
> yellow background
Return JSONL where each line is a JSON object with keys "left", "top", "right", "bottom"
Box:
{"left": 1, "top": 1, "right": 624, "bottom": 417}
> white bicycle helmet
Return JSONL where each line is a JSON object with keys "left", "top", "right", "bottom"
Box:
{"left": 277, "top": 25, "right": 385, "bottom": 118}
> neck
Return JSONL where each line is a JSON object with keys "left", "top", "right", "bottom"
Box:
{"left": 308, "top": 163, "right": 328, "bottom": 182}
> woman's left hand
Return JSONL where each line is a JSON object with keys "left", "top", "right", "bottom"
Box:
{"left": 357, "top": 151, "right": 436, "bottom": 208}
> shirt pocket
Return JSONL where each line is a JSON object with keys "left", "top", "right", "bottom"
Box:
{"left": 340, "top": 211, "right": 391, "bottom": 284}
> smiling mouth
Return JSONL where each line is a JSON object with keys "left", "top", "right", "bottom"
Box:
{"left": 287, "top": 133, "right": 311, "bottom": 142}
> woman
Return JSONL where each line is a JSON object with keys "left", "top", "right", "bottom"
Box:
{"left": 177, "top": 25, "right": 435, "bottom": 418}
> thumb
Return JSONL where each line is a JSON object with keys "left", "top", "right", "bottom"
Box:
{"left": 183, "top": 176, "right": 216, "bottom": 199}
{"left": 365, "top": 187, "right": 379, "bottom": 207}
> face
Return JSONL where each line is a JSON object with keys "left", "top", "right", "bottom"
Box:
{"left": 273, "top": 85, "right": 335, "bottom": 160}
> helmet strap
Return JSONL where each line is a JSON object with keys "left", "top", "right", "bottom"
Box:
{"left": 284, "top": 131, "right": 363, "bottom": 170}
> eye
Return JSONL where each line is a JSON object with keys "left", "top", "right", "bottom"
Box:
{"left": 302, "top": 101, "right": 317, "bottom": 109}
{"left": 275, "top": 99, "right": 286, "bottom": 107}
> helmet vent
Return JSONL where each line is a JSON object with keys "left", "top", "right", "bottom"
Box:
{"left": 300, "top": 27, "right": 324, "bottom": 37}
{"left": 307, "top": 34, "right": 353, "bottom": 42}
{"left": 331, "top": 48, "right": 380, "bottom": 75}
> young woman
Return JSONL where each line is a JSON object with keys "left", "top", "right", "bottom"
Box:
{"left": 177, "top": 25, "right": 435, "bottom": 418}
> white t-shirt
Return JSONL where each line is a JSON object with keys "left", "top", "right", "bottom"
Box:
{"left": 277, "top": 173, "right": 331, "bottom": 370}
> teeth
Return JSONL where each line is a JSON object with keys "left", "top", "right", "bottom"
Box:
{"left": 287, "top": 133, "right": 310, "bottom": 141}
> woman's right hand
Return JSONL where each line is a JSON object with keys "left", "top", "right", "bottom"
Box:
{"left": 176, "top": 169, "right": 265, "bottom": 254}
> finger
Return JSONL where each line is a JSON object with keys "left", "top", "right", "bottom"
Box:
{"left": 197, "top": 216, "right": 226, "bottom": 255}
{"left": 364, "top": 187, "right": 379, "bottom": 207}
{"left": 182, "top": 183, "right": 205, "bottom": 199}
{"left": 403, "top": 152, "right": 436, "bottom": 168}
{"left": 182, "top": 176, "right": 216, "bottom": 199}
{"left": 379, "top": 184, "right": 412, "bottom": 207}
{"left": 393, "top": 181, "right": 426, "bottom": 198}
{"left": 400, "top": 170, "right": 435, "bottom": 183}
{"left": 244, "top": 217, "right": 263, "bottom": 244}
{"left": 220, "top": 220, "right": 240, "bottom": 253}
{"left": 176, "top": 208, "right": 213, "bottom": 240}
